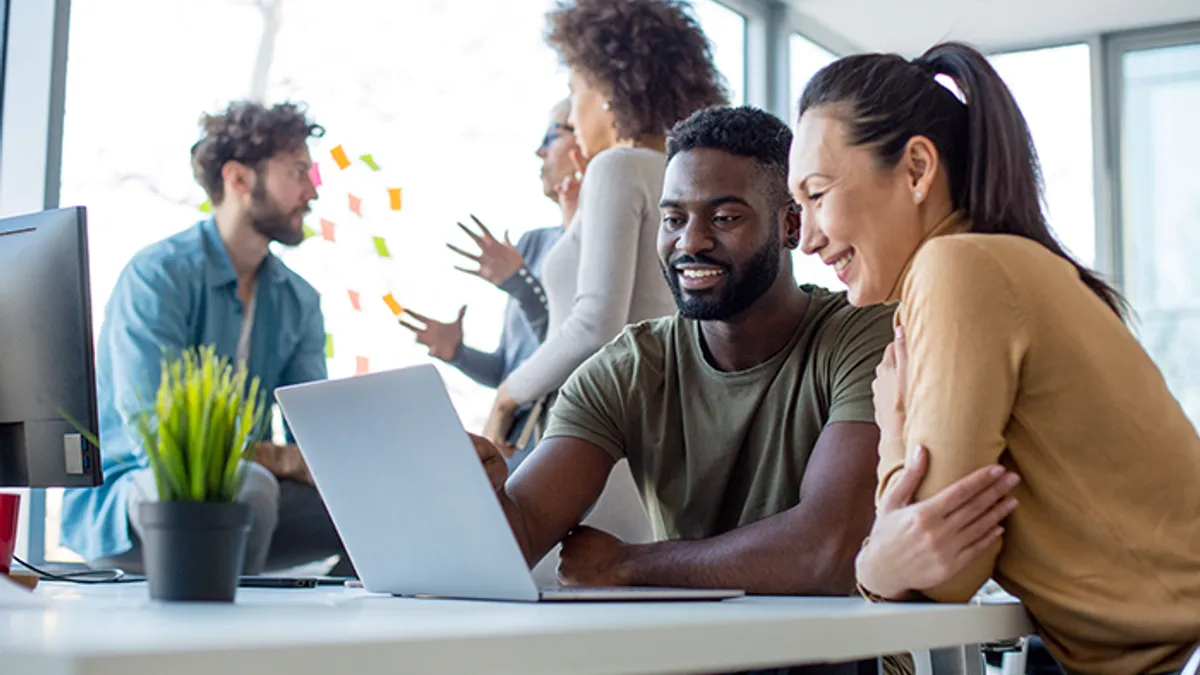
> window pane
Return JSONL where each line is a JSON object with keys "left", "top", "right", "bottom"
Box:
{"left": 787, "top": 34, "right": 841, "bottom": 291}
{"left": 1120, "top": 41, "right": 1200, "bottom": 426}
{"left": 693, "top": 0, "right": 746, "bottom": 105}
{"left": 788, "top": 33, "right": 837, "bottom": 124}
{"left": 990, "top": 44, "right": 1096, "bottom": 267}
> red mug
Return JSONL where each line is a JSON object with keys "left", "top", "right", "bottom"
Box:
{"left": 0, "top": 493, "right": 19, "bottom": 576}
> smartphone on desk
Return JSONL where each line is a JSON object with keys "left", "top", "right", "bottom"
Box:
{"left": 239, "top": 576, "right": 319, "bottom": 589}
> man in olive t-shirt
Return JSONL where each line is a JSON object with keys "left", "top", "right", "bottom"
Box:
{"left": 469, "top": 106, "right": 894, "bottom": 603}
{"left": 546, "top": 282, "right": 888, "bottom": 542}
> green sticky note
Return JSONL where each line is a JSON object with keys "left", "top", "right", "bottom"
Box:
{"left": 301, "top": 224, "right": 316, "bottom": 241}
{"left": 324, "top": 333, "right": 334, "bottom": 359}
{"left": 360, "top": 154, "right": 381, "bottom": 172}
{"left": 373, "top": 236, "right": 391, "bottom": 259}
{"left": 199, "top": 200, "right": 213, "bottom": 213}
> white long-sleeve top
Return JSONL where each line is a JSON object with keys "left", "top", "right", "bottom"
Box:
{"left": 504, "top": 146, "right": 676, "bottom": 403}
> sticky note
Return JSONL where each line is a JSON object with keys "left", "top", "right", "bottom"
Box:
{"left": 309, "top": 162, "right": 322, "bottom": 188}
{"left": 330, "top": 145, "right": 351, "bottom": 170}
{"left": 348, "top": 194, "right": 362, "bottom": 217}
{"left": 388, "top": 187, "right": 402, "bottom": 211}
{"left": 320, "top": 218, "right": 336, "bottom": 242}
{"left": 348, "top": 289, "right": 362, "bottom": 311}
{"left": 360, "top": 154, "right": 381, "bottom": 171}
{"left": 301, "top": 223, "right": 316, "bottom": 241}
{"left": 355, "top": 356, "right": 369, "bottom": 375}
{"left": 382, "top": 293, "right": 403, "bottom": 316}
{"left": 373, "top": 236, "right": 391, "bottom": 259}
{"left": 324, "top": 334, "right": 334, "bottom": 359}
{"left": 199, "top": 200, "right": 213, "bottom": 213}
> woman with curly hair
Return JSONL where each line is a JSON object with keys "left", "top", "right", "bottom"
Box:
{"left": 483, "top": 0, "right": 728, "bottom": 450}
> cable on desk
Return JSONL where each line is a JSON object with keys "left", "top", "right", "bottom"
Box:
{"left": 11, "top": 555, "right": 143, "bottom": 584}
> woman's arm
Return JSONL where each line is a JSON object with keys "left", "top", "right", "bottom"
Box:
{"left": 502, "top": 151, "right": 649, "bottom": 404}
{"left": 497, "top": 230, "right": 554, "bottom": 342}
{"left": 878, "top": 236, "right": 1031, "bottom": 602}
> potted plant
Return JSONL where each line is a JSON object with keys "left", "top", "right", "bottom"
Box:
{"left": 130, "top": 345, "right": 267, "bottom": 602}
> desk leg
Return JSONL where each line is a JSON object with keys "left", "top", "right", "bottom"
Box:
{"left": 928, "top": 646, "right": 984, "bottom": 675}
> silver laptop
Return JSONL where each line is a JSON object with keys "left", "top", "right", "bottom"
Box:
{"left": 274, "top": 364, "right": 744, "bottom": 603}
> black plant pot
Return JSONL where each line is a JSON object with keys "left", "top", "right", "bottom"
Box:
{"left": 138, "top": 500, "right": 251, "bottom": 602}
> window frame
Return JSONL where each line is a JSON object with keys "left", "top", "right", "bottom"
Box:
{"left": 1102, "top": 21, "right": 1200, "bottom": 291}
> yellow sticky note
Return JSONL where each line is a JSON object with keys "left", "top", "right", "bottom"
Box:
{"left": 388, "top": 187, "right": 402, "bottom": 211}
{"left": 199, "top": 200, "right": 213, "bottom": 213}
{"left": 373, "top": 236, "right": 391, "bottom": 259}
{"left": 360, "top": 154, "right": 381, "bottom": 171}
{"left": 382, "top": 293, "right": 403, "bottom": 316}
{"left": 324, "top": 333, "right": 334, "bottom": 359}
{"left": 301, "top": 224, "right": 316, "bottom": 240}
{"left": 330, "top": 145, "right": 351, "bottom": 170}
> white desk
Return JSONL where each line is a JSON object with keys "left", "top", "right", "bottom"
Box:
{"left": 1, "top": 582, "right": 1033, "bottom": 675}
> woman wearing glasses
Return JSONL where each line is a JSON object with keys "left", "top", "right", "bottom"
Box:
{"left": 401, "top": 99, "right": 582, "bottom": 467}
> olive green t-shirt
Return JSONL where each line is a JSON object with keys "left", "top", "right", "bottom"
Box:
{"left": 543, "top": 286, "right": 895, "bottom": 540}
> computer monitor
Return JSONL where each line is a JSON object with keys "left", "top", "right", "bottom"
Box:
{"left": 0, "top": 206, "right": 101, "bottom": 487}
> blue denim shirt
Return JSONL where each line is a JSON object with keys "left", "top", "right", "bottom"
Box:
{"left": 61, "top": 218, "right": 327, "bottom": 561}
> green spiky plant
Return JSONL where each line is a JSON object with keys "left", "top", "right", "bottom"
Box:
{"left": 131, "top": 346, "right": 268, "bottom": 502}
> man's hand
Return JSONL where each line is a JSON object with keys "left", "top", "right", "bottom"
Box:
{"left": 872, "top": 325, "right": 907, "bottom": 442}
{"left": 856, "top": 446, "right": 1020, "bottom": 600}
{"left": 399, "top": 307, "right": 465, "bottom": 362}
{"left": 253, "top": 442, "right": 313, "bottom": 485}
{"left": 468, "top": 433, "right": 512, "bottom": 493}
{"left": 558, "top": 526, "right": 633, "bottom": 587}
{"left": 448, "top": 215, "right": 525, "bottom": 286}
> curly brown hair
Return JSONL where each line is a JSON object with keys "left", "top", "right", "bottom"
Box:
{"left": 190, "top": 101, "right": 324, "bottom": 205}
{"left": 546, "top": 0, "right": 729, "bottom": 141}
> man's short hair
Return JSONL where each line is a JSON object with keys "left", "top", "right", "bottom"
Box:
{"left": 190, "top": 101, "right": 324, "bottom": 205}
{"left": 666, "top": 106, "right": 793, "bottom": 206}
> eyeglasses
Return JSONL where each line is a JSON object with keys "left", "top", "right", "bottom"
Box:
{"left": 539, "top": 123, "right": 575, "bottom": 150}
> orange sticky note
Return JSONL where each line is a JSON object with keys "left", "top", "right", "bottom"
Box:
{"left": 320, "top": 218, "right": 336, "bottom": 242}
{"left": 348, "top": 289, "right": 362, "bottom": 311}
{"left": 355, "top": 356, "right": 369, "bottom": 375}
{"left": 348, "top": 194, "right": 362, "bottom": 217}
{"left": 330, "top": 145, "right": 351, "bottom": 170}
{"left": 388, "top": 187, "right": 402, "bottom": 211}
{"left": 382, "top": 293, "right": 403, "bottom": 316}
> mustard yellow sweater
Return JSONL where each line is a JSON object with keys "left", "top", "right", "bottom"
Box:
{"left": 878, "top": 214, "right": 1200, "bottom": 674}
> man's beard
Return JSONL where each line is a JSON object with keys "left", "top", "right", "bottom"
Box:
{"left": 248, "top": 179, "right": 306, "bottom": 247}
{"left": 662, "top": 234, "right": 782, "bottom": 321}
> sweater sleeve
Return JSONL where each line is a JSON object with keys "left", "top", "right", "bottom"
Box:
{"left": 877, "top": 236, "right": 1030, "bottom": 603}
{"left": 503, "top": 151, "right": 651, "bottom": 404}
{"left": 449, "top": 343, "right": 507, "bottom": 389}
{"left": 497, "top": 236, "right": 552, "bottom": 342}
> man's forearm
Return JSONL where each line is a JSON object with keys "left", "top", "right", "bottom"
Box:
{"left": 496, "top": 487, "right": 557, "bottom": 568}
{"left": 617, "top": 511, "right": 865, "bottom": 595}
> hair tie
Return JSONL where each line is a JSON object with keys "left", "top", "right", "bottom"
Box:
{"left": 912, "top": 57, "right": 967, "bottom": 106}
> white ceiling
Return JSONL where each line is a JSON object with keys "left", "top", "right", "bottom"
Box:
{"left": 789, "top": 0, "right": 1200, "bottom": 56}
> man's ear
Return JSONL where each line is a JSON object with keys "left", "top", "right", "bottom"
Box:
{"left": 783, "top": 203, "right": 801, "bottom": 249}
{"left": 221, "top": 160, "right": 255, "bottom": 200}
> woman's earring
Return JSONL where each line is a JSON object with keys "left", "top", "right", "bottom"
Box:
{"left": 602, "top": 101, "right": 611, "bottom": 111}
{"left": 914, "top": 191, "right": 923, "bottom": 202}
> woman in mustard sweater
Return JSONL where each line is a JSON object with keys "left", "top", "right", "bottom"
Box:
{"left": 788, "top": 41, "right": 1200, "bottom": 674}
